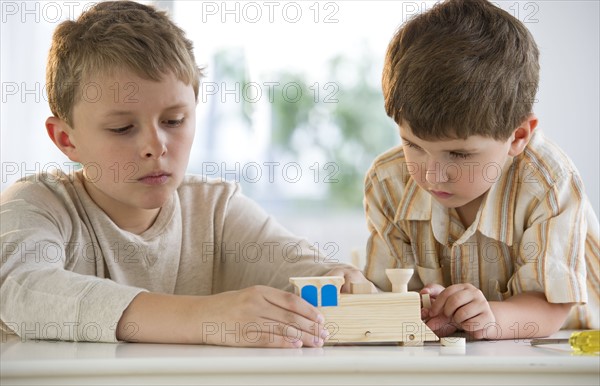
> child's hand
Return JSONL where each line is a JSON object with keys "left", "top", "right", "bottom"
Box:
{"left": 419, "top": 283, "right": 444, "bottom": 320}
{"left": 420, "top": 284, "right": 458, "bottom": 337}
{"left": 325, "top": 267, "right": 377, "bottom": 293}
{"left": 428, "top": 283, "right": 496, "bottom": 339}
{"left": 201, "top": 286, "right": 328, "bottom": 348}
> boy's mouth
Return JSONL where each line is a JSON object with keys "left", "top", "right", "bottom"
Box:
{"left": 430, "top": 190, "right": 453, "bottom": 199}
{"left": 138, "top": 171, "right": 171, "bottom": 185}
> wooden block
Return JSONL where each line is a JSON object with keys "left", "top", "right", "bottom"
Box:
{"left": 350, "top": 282, "right": 373, "bottom": 294}
{"left": 289, "top": 273, "right": 439, "bottom": 346}
{"left": 320, "top": 292, "right": 438, "bottom": 345}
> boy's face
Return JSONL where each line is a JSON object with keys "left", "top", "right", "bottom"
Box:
{"left": 399, "top": 124, "right": 514, "bottom": 211}
{"left": 59, "top": 70, "right": 196, "bottom": 220}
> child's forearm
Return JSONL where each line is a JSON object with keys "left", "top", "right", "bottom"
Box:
{"left": 116, "top": 287, "right": 329, "bottom": 347}
{"left": 487, "top": 292, "right": 573, "bottom": 340}
{"left": 116, "top": 292, "right": 202, "bottom": 344}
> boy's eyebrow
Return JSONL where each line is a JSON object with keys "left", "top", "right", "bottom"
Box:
{"left": 163, "top": 102, "right": 189, "bottom": 111}
{"left": 445, "top": 147, "right": 477, "bottom": 153}
{"left": 401, "top": 137, "right": 478, "bottom": 153}
{"left": 104, "top": 103, "right": 189, "bottom": 117}
{"left": 105, "top": 110, "right": 133, "bottom": 117}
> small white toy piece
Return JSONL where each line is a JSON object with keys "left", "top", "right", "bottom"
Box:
{"left": 440, "top": 337, "right": 466, "bottom": 347}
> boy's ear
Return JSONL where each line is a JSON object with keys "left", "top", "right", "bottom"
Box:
{"left": 45, "top": 116, "right": 80, "bottom": 162}
{"left": 508, "top": 114, "right": 538, "bottom": 156}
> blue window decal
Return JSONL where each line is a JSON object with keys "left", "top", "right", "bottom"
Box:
{"left": 301, "top": 285, "right": 318, "bottom": 307}
{"left": 321, "top": 284, "right": 338, "bottom": 307}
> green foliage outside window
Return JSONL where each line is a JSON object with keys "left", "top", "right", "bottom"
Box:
{"left": 207, "top": 47, "right": 398, "bottom": 210}
{"left": 267, "top": 52, "right": 398, "bottom": 209}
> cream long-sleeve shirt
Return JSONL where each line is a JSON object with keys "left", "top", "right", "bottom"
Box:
{"left": 0, "top": 171, "right": 345, "bottom": 342}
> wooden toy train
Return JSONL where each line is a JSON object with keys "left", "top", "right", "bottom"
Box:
{"left": 290, "top": 269, "right": 439, "bottom": 345}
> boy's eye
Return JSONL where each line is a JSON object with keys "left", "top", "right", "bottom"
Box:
{"left": 403, "top": 141, "right": 422, "bottom": 151}
{"left": 106, "top": 118, "right": 185, "bottom": 133}
{"left": 164, "top": 118, "right": 185, "bottom": 127}
{"left": 108, "top": 125, "right": 133, "bottom": 134}
{"left": 450, "top": 151, "right": 472, "bottom": 160}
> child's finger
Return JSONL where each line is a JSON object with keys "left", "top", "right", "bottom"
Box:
{"left": 265, "top": 289, "right": 324, "bottom": 324}
{"left": 268, "top": 320, "right": 325, "bottom": 348}
{"left": 419, "top": 283, "right": 445, "bottom": 297}
{"left": 426, "top": 315, "right": 458, "bottom": 337}
{"left": 428, "top": 284, "right": 465, "bottom": 317}
{"left": 262, "top": 290, "right": 328, "bottom": 344}
{"left": 266, "top": 307, "right": 328, "bottom": 346}
{"left": 441, "top": 285, "right": 487, "bottom": 321}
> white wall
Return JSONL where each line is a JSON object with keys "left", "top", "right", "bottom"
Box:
{"left": 525, "top": 0, "right": 599, "bottom": 216}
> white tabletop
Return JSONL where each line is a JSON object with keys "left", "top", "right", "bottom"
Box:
{"left": 1, "top": 330, "right": 598, "bottom": 385}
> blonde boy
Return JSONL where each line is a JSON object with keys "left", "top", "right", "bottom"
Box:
{"left": 365, "top": 0, "right": 599, "bottom": 339}
{"left": 0, "top": 1, "right": 366, "bottom": 347}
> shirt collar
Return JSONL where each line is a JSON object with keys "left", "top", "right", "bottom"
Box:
{"left": 393, "top": 158, "right": 518, "bottom": 246}
{"left": 393, "top": 177, "right": 432, "bottom": 222}
{"left": 475, "top": 158, "right": 518, "bottom": 246}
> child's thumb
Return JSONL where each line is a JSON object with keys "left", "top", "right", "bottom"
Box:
{"left": 420, "top": 283, "right": 445, "bottom": 297}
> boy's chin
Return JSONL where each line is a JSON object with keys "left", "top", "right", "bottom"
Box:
{"left": 429, "top": 193, "right": 455, "bottom": 205}
{"left": 137, "top": 194, "right": 173, "bottom": 210}
{"left": 132, "top": 187, "right": 177, "bottom": 209}
{"left": 431, "top": 195, "right": 468, "bottom": 209}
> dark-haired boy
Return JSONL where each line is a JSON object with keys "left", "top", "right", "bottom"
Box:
{"left": 364, "top": 0, "right": 598, "bottom": 339}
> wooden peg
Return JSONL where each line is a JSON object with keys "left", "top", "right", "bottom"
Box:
{"left": 421, "top": 293, "right": 431, "bottom": 309}
{"left": 385, "top": 269, "right": 414, "bottom": 293}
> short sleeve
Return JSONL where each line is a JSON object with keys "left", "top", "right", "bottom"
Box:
{"left": 508, "top": 171, "right": 588, "bottom": 303}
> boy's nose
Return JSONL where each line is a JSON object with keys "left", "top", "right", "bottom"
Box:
{"left": 141, "top": 127, "right": 167, "bottom": 159}
{"left": 425, "top": 161, "right": 449, "bottom": 184}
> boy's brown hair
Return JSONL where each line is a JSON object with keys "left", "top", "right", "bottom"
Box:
{"left": 382, "top": 0, "right": 539, "bottom": 140}
{"left": 46, "top": 1, "right": 202, "bottom": 127}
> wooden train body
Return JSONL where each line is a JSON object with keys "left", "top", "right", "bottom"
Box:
{"left": 290, "top": 269, "right": 439, "bottom": 345}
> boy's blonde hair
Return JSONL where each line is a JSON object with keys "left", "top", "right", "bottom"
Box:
{"left": 383, "top": 0, "right": 539, "bottom": 140}
{"left": 46, "top": 1, "right": 202, "bottom": 127}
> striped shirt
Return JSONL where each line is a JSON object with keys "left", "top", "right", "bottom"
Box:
{"left": 364, "top": 131, "right": 599, "bottom": 329}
